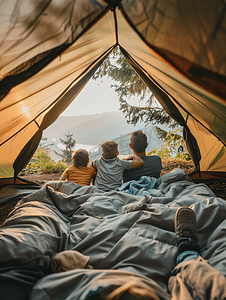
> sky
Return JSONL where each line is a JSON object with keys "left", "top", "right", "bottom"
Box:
{"left": 61, "top": 78, "right": 120, "bottom": 116}
{"left": 59, "top": 77, "right": 124, "bottom": 151}
{"left": 58, "top": 77, "right": 147, "bottom": 152}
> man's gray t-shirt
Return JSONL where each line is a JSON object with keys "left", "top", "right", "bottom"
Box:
{"left": 123, "top": 155, "right": 162, "bottom": 182}
{"left": 92, "top": 157, "right": 132, "bottom": 192}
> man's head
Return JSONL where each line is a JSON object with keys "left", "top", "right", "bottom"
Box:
{"left": 130, "top": 130, "right": 148, "bottom": 154}
{"left": 101, "top": 140, "right": 119, "bottom": 159}
{"left": 72, "top": 149, "right": 89, "bottom": 168}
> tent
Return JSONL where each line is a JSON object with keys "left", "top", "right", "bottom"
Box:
{"left": 0, "top": 0, "right": 226, "bottom": 182}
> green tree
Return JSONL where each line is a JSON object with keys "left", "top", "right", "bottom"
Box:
{"left": 93, "top": 47, "right": 190, "bottom": 159}
{"left": 57, "top": 133, "right": 76, "bottom": 163}
{"left": 93, "top": 46, "right": 174, "bottom": 127}
{"left": 149, "top": 127, "right": 190, "bottom": 160}
{"left": 34, "top": 148, "right": 52, "bottom": 164}
{"left": 20, "top": 148, "right": 68, "bottom": 175}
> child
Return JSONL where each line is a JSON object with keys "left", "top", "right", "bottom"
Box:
{"left": 91, "top": 140, "right": 144, "bottom": 192}
{"left": 60, "top": 149, "right": 96, "bottom": 186}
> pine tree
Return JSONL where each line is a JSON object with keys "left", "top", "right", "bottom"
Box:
{"left": 93, "top": 46, "right": 175, "bottom": 127}
{"left": 58, "top": 133, "right": 76, "bottom": 163}
{"left": 92, "top": 47, "right": 190, "bottom": 158}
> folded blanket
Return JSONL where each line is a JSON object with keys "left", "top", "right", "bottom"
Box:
{"left": 118, "top": 176, "right": 157, "bottom": 196}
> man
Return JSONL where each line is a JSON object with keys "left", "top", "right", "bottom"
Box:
{"left": 123, "top": 130, "right": 162, "bottom": 183}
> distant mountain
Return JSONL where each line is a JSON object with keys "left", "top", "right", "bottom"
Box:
{"left": 43, "top": 111, "right": 145, "bottom": 146}
{"left": 43, "top": 112, "right": 108, "bottom": 139}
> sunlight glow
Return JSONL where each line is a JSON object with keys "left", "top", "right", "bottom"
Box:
{"left": 21, "top": 105, "right": 30, "bottom": 118}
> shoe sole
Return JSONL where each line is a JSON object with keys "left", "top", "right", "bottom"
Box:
{"left": 175, "top": 207, "right": 197, "bottom": 231}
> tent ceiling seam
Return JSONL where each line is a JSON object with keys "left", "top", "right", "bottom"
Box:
{"left": 34, "top": 120, "right": 40, "bottom": 129}
{"left": 104, "top": 0, "right": 122, "bottom": 11}
{"left": 113, "top": 8, "right": 119, "bottom": 44}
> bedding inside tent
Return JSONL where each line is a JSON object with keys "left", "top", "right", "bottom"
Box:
{"left": 1, "top": 169, "right": 226, "bottom": 299}
{"left": 0, "top": 0, "right": 226, "bottom": 181}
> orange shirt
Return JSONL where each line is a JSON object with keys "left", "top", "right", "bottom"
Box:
{"left": 62, "top": 165, "right": 96, "bottom": 186}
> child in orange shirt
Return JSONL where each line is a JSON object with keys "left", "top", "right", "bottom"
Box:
{"left": 60, "top": 149, "right": 96, "bottom": 186}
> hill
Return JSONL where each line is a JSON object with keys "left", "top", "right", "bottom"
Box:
{"left": 43, "top": 111, "right": 146, "bottom": 149}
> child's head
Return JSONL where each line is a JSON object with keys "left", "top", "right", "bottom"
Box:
{"left": 72, "top": 149, "right": 89, "bottom": 168}
{"left": 130, "top": 130, "right": 148, "bottom": 153}
{"left": 101, "top": 140, "right": 118, "bottom": 159}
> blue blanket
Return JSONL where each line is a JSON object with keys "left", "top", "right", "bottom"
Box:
{"left": 118, "top": 176, "right": 157, "bottom": 196}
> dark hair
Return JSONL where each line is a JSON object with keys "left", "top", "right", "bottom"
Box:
{"left": 72, "top": 149, "right": 89, "bottom": 168}
{"left": 101, "top": 140, "right": 118, "bottom": 159}
{"left": 130, "top": 130, "right": 147, "bottom": 153}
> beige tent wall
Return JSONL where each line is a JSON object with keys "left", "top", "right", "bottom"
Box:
{"left": 122, "top": 0, "right": 226, "bottom": 75}
{"left": 0, "top": 0, "right": 108, "bottom": 79}
{"left": 116, "top": 7, "right": 226, "bottom": 171}
{"left": 186, "top": 118, "right": 226, "bottom": 172}
{"left": 0, "top": 122, "right": 40, "bottom": 178}
{"left": 0, "top": 8, "right": 116, "bottom": 178}
{"left": 121, "top": 0, "right": 226, "bottom": 100}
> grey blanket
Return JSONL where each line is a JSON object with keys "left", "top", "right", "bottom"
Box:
{"left": 0, "top": 169, "right": 226, "bottom": 298}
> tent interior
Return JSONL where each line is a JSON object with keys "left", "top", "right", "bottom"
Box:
{"left": 1, "top": 1, "right": 226, "bottom": 298}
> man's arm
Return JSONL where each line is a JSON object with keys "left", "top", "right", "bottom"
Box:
{"left": 128, "top": 154, "right": 144, "bottom": 169}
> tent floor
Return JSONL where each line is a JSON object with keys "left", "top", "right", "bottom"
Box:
{"left": 205, "top": 181, "right": 226, "bottom": 200}
{"left": 0, "top": 199, "right": 19, "bottom": 227}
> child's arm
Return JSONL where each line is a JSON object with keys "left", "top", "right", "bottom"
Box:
{"left": 60, "top": 168, "right": 68, "bottom": 181}
{"left": 59, "top": 173, "right": 67, "bottom": 181}
{"left": 90, "top": 162, "right": 96, "bottom": 169}
{"left": 128, "top": 154, "right": 144, "bottom": 169}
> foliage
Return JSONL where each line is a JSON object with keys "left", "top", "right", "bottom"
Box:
{"left": 34, "top": 148, "right": 52, "bottom": 164}
{"left": 93, "top": 46, "right": 186, "bottom": 156}
{"left": 148, "top": 127, "right": 190, "bottom": 160}
{"left": 93, "top": 47, "right": 190, "bottom": 159}
{"left": 19, "top": 148, "right": 68, "bottom": 175}
{"left": 39, "top": 161, "right": 68, "bottom": 174}
{"left": 93, "top": 46, "right": 174, "bottom": 127}
{"left": 56, "top": 133, "right": 76, "bottom": 163}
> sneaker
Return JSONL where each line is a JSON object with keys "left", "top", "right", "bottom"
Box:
{"left": 174, "top": 207, "right": 200, "bottom": 253}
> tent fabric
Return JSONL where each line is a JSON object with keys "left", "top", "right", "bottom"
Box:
{"left": 0, "top": 0, "right": 226, "bottom": 178}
